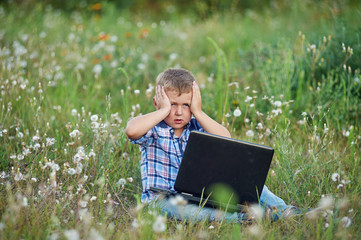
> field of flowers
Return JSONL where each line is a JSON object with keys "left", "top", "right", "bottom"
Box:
{"left": 0, "top": 1, "right": 360, "bottom": 239}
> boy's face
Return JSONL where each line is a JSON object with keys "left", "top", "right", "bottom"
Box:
{"left": 164, "top": 90, "right": 192, "bottom": 136}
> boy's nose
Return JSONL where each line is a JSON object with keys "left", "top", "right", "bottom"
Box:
{"left": 175, "top": 106, "right": 182, "bottom": 115}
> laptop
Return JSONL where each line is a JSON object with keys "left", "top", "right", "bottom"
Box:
{"left": 151, "top": 131, "right": 274, "bottom": 213}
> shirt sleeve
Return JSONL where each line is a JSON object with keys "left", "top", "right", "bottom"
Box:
{"left": 191, "top": 118, "right": 206, "bottom": 132}
{"left": 129, "top": 128, "right": 153, "bottom": 147}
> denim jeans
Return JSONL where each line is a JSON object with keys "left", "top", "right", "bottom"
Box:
{"left": 153, "top": 185, "right": 292, "bottom": 222}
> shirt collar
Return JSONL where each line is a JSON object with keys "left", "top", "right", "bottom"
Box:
{"left": 156, "top": 120, "right": 192, "bottom": 139}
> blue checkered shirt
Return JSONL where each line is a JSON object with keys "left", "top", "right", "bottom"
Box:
{"left": 130, "top": 118, "right": 205, "bottom": 202}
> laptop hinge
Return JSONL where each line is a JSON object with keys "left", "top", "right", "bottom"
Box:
{"left": 181, "top": 192, "right": 193, "bottom": 196}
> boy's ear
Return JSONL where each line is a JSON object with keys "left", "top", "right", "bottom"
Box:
{"left": 153, "top": 97, "right": 158, "bottom": 109}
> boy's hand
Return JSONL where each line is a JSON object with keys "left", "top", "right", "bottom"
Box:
{"left": 154, "top": 85, "right": 171, "bottom": 111}
{"left": 190, "top": 81, "right": 202, "bottom": 116}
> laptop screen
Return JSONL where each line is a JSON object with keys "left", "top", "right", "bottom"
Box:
{"left": 174, "top": 131, "right": 274, "bottom": 205}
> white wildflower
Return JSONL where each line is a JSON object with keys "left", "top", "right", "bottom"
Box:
{"left": 88, "top": 149, "right": 96, "bottom": 158}
{"left": 79, "top": 200, "right": 88, "bottom": 208}
{"left": 14, "top": 171, "right": 24, "bottom": 181}
{"left": 137, "top": 63, "right": 146, "bottom": 70}
{"left": 68, "top": 168, "right": 76, "bottom": 175}
{"left": 342, "top": 130, "right": 349, "bottom": 137}
{"left": 33, "top": 143, "right": 41, "bottom": 151}
{"left": 245, "top": 96, "right": 253, "bottom": 103}
{"left": 46, "top": 138, "right": 56, "bottom": 146}
{"left": 93, "top": 64, "right": 102, "bottom": 75}
{"left": 272, "top": 108, "right": 282, "bottom": 116}
{"left": 152, "top": 215, "right": 166, "bottom": 233}
{"left": 233, "top": 108, "right": 241, "bottom": 117}
{"left": 90, "top": 196, "right": 97, "bottom": 202}
{"left": 297, "top": 120, "right": 305, "bottom": 125}
{"left": 246, "top": 130, "right": 254, "bottom": 137}
{"left": 169, "top": 53, "right": 178, "bottom": 61}
{"left": 318, "top": 196, "right": 334, "bottom": 210}
{"left": 32, "top": 135, "right": 40, "bottom": 142}
{"left": 69, "top": 130, "right": 80, "bottom": 138}
{"left": 126, "top": 177, "right": 133, "bottom": 182}
{"left": 340, "top": 216, "right": 352, "bottom": 228}
{"left": 22, "top": 196, "right": 28, "bottom": 207}
{"left": 88, "top": 228, "right": 104, "bottom": 240}
{"left": 90, "top": 115, "right": 98, "bottom": 122}
{"left": 331, "top": 173, "right": 340, "bottom": 182}
{"left": 249, "top": 204, "right": 264, "bottom": 221}
{"left": 169, "top": 195, "right": 187, "bottom": 206}
{"left": 117, "top": 178, "right": 126, "bottom": 186}
{"left": 132, "top": 219, "right": 139, "bottom": 228}
{"left": 17, "top": 132, "right": 24, "bottom": 138}
{"left": 63, "top": 229, "right": 79, "bottom": 240}
{"left": 273, "top": 101, "right": 282, "bottom": 107}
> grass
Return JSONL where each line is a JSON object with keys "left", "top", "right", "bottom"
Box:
{"left": 0, "top": 1, "right": 360, "bottom": 239}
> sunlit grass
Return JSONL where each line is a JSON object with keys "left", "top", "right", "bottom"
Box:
{"left": 0, "top": 1, "right": 360, "bottom": 239}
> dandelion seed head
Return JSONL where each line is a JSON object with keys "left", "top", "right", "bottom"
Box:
{"left": 248, "top": 224, "right": 262, "bottom": 236}
{"left": 169, "top": 195, "right": 187, "bottom": 206}
{"left": 249, "top": 204, "right": 264, "bottom": 220}
{"left": 137, "top": 63, "right": 146, "bottom": 70}
{"left": 318, "top": 196, "right": 334, "bottom": 210}
{"left": 117, "top": 178, "right": 126, "bottom": 186}
{"left": 92, "top": 64, "right": 102, "bottom": 75}
{"left": 340, "top": 216, "right": 351, "bottom": 228}
{"left": 331, "top": 173, "right": 339, "bottom": 182}
{"left": 79, "top": 200, "right": 88, "bottom": 208}
{"left": 132, "top": 219, "right": 139, "bottom": 228}
{"left": 152, "top": 215, "right": 166, "bottom": 233}
{"left": 63, "top": 229, "right": 79, "bottom": 240}
{"left": 245, "top": 96, "right": 253, "bottom": 103}
{"left": 246, "top": 130, "right": 254, "bottom": 137}
{"left": 169, "top": 53, "right": 178, "bottom": 61}
{"left": 68, "top": 168, "right": 76, "bottom": 175}
{"left": 273, "top": 101, "right": 282, "bottom": 107}
{"left": 90, "top": 115, "right": 98, "bottom": 122}
{"left": 233, "top": 108, "right": 241, "bottom": 117}
{"left": 89, "top": 149, "right": 96, "bottom": 158}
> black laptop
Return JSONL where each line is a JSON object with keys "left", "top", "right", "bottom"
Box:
{"left": 151, "top": 131, "right": 274, "bottom": 213}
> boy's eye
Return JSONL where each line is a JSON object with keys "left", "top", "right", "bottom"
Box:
{"left": 183, "top": 104, "right": 190, "bottom": 107}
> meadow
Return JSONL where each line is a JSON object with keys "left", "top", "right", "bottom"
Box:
{"left": 0, "top": 1, "right": 360, "bottom": 239}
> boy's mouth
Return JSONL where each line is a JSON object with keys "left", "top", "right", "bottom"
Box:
{"left": 174, "top": 119, "right": 183, "bottom": 124}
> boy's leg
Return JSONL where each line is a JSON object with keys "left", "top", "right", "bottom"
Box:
{"left": 154, "top": 197, "right": 248, "bottom": 223}
{"left": 259, "top": 185, "right": 295, "bottom": 220}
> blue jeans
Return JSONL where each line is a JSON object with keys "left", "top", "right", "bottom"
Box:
{"left": 154, "top": 185, "right": 292, "bottom": 222}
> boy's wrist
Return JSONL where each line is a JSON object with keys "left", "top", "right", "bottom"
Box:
{"left": 192, "top": 110, "right": 203, "bottom": 119}
{"left": 158, "top": 107, "right": 170, "bottom": 116}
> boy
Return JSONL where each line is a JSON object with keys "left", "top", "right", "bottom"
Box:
{"left": 126, "top": 68, "right": 295, "bottom": 222}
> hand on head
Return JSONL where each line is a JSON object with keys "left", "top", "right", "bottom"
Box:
{"left": 154, "top": 85, "right": 171, "bottom": 111}
{"left": 190, "top": 81, "right": 202, "bottom": 115}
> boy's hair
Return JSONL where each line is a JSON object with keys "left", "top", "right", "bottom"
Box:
{"left": 156, "top": 68, "right": 195, "bottom": 95}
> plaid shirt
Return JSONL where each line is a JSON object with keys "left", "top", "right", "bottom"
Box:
{"left": 130, "top": 118, "right": 205, "bottom": 202}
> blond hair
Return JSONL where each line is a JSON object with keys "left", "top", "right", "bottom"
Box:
{"left": 156, "top": 68, "right": 195, "bottom": 95}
